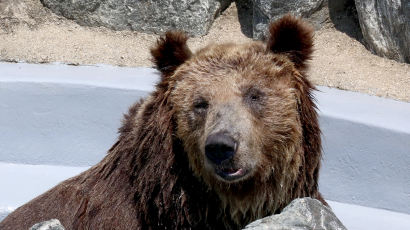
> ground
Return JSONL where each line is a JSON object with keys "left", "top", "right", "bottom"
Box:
{"left": 0, "top": 0, "right": 409, "bottom": 102}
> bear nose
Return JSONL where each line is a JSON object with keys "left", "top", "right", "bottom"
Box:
{"left": 205, "top": 132, "right": 237, "bottom": 164}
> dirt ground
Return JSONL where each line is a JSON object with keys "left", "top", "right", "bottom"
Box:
{"left": 1, "top": 0, "right": 409, "bottom": 102}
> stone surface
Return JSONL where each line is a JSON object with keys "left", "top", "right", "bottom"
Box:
{"left": 244, "top": 198, "right": 347, "bottom": 230}
{"left": 30, "top": 219, "right": 65, "bottom": 230}
{"left": 252, "top": 0, "right": 325, "bottom": 39}
{"left": 40, "top": 0, "right": 231, "bottom": 36}
{"left": 328, "top": 0, "right": 363, "bottom": 41}
{"left": 355, "top": 0, "right": 410, "bottom": 63}
{"left": 0, "top": 0, "right": 51, "bottom": 32}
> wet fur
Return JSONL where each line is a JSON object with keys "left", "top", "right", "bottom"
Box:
{"left": 0, "top": 16, "right": 325, "bottom": 230}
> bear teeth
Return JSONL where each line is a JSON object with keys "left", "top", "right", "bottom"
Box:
{"left": 221, "top": 168, "right": 244, "bottom": 177}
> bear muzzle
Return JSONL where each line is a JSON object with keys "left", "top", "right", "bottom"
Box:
{"left": 205, "top": 132, "right": 237, "bottom": 164}
{"left": 204, "top": 132, "right": 249, "bottom": 181}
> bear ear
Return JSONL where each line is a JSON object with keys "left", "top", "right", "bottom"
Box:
{"left": 151, "top": 31, "right": 192, "bottom": 76}
{"left": 266, "top": 15, "right": 314, "bottom": 71}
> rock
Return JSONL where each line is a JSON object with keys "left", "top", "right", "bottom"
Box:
{"left": 0, "top": 0, "right": 51, "bottom": 32}
{"left": 355, "top": 0, "right": 410, "bottom": 63}
{"left": 235, "top": 0, "right": 254, "bottom": 37}
{"left": 328, "top": 0, "right": 363, "bottom": 42}
{"left": 244, "top": 198, "right": 347, "bottom": 230}
{"left": 252, "top": 0, "right": 326, "bottom": 39}
{"left": 40, "top": 0, "right": 231, "bottom": 36}
{"left": 30, "top": 219, "right": 65, "bottom": 230}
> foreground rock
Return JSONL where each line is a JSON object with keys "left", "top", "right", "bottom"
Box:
{"left": 244, "top": 198, "right": 347, "bottom": 230}
{"left": 27, "top": 199, "right": 345, "bottom": 230}
{"left": 355, "top": 0, "right": 410, "bottom": 63}
{"left": 40, "top": 0, "right": 230, "bottom": 36}
{"left": 30, "top": 219, "right": 65, "bottom": 230}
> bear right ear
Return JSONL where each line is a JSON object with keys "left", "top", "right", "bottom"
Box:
{"left": 151, "top": 31, "right": 192, "bottom": 77}
{"left": 266, "top": 15, "right": 314, "bottom": 71}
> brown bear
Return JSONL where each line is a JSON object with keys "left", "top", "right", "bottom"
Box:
{"left": 0, "top": 15, "right": 326, "bottom": 230}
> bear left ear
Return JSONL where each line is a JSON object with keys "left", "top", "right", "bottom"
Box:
{"left": 266, "top": 15, "right": 314, "bottom": 71}
{"left": 151, "top": 31, "right": 192, "bottom": 77}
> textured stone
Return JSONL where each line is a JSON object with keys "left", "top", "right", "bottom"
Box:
{"left": 30, "top": 219, "right": 65, "bottom": 230}
{"left": 244, "top": 198, "right": 347, "bottom": 230}
{"left": 0, "top": 0, "right": 51, "bottom": 32}
{"left": 355, "top": 0, "right": 410, "bottom": 63}
{"left": 40, "top": 0, "right": 231, "bottom": 36}
{"left": 252, "top": 0, "right": 325, "bottom": 39}
{"left": 328, "top": 0, "right": 363, "bottom": 41}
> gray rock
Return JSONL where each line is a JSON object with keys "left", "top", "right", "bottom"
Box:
{"left": 30, "top": 219, "right": 65, "bottom": 230}
{"left": 244, "top": 198, "right": 347, "bottom": 230}
{"left": 355, "top": 0, "right": 410, "bottom": 63}
{"left": 0, "top": 0, "right": 51, "bottom": 32}
{"left": 328, "top": 0, "right": 363, "bottom": 42}
{"left": 252, "top": 0, "right": 325, "bottom": 39}
{"left": 40, "top": 0, "right": 231, "bottom": 36}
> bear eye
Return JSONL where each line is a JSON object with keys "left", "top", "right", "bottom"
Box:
{"left": 250, "top": 94, "right": 261, "bottom": 101}
{"left": 193, "top": 99, "right": 209, "bottom": 113}
{"left": 245, "top": 87, "right": 264, "bottom": 103}
{"left": 243, "top": 87, "right": 265, "bottom": 116}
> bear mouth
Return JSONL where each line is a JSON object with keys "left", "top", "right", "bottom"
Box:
{"left": 216, "top": 167, "right": 248, "bottom": 181}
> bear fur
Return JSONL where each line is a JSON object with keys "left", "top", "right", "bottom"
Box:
{"left": 0, "top": 15, "right": 326, "bottom": 230}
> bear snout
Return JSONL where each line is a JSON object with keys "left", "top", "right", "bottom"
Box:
{"left": 205, "top": 132, "right": 238, "bottom": 165}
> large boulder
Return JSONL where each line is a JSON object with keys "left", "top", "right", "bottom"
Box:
{"left": 40, "top": 0, "right": 231, "bottom": 36}
{"left": 244, "top": 198, "right": 347, "bottom": 230}
{"left": 252, "top": 0, "right": 326, "bottom": 39}
{"left": 355, "top": 0, "right": 410, "bottom": 63}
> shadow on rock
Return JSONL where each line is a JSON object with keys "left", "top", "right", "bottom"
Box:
{"left": 328, "top": 0, "right": 363, "bottom": 42}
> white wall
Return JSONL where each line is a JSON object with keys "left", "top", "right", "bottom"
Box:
{"left": 0, "top": 63, "right": 157, "bottom": 166}
{"left": 317, "top": 87, "right": 410, "bottom": 214}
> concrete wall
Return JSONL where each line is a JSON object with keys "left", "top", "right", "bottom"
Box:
{"left": 317, "top": 87, "right": 410, "bottom": 214}
{"left": 0, "top": 63, "right": 156, "bottom": 166}
{"left": 1, "top": 62, "right": 409, "bottom": 215}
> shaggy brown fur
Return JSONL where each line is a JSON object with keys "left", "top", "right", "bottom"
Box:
{"left": 267, "top": 14, "right": 314, "bottom": 71}
{"left": 0, "top": 15, "right": 325, "bottom": 230}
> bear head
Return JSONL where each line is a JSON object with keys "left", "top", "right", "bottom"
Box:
{"left": 149, "top": 15, "right": 321, "bottom": 221}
